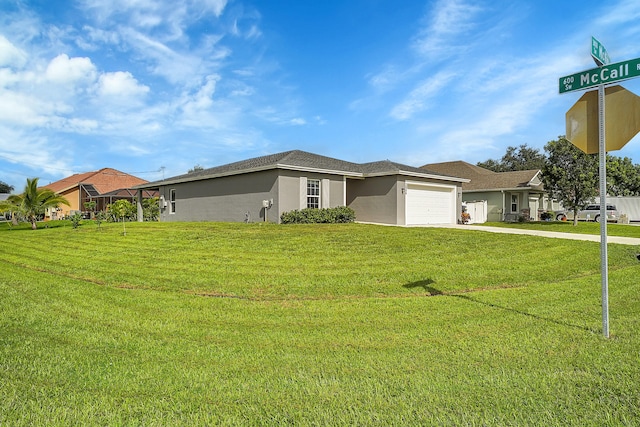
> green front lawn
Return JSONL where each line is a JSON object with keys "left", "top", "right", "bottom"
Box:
{"left": 1, "top": 221, "right": 639, "bottom": 425}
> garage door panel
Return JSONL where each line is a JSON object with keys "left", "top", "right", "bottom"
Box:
{"left": 406, "top": 184, "right": 455, "bottom": 225}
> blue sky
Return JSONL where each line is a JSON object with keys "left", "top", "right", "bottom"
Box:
{"left": 2, "top": 0, "right": 640, "bottom": 189}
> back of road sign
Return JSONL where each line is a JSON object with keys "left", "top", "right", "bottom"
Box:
{"left": 566, "top": 85, "right": 640, "bottom": 154}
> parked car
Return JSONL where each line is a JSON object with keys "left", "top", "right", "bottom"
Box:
{"left": 560, "top": 204, "right": 619, "bottom": 223}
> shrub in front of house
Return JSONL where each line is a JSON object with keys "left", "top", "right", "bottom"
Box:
{"left": 280, "top": 206, "right": 356, "bottom": 224}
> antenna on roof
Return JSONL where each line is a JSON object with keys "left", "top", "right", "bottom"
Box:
{"left": 160, "top": 166, "right": 165, "bottom": 180}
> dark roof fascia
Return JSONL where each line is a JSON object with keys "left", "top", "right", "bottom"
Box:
{"left": 276, "top": 164, "right": 363, "bottom": 178}
{"left": 364, "top": 169, "right": 469, "bottom": 183}
{"left": 464, "top": 186, "right": 546, "bottom": 193}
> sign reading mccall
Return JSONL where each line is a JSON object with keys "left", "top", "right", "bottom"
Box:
{"left": 559, "top": 57, "right": 640, "bottom": 94}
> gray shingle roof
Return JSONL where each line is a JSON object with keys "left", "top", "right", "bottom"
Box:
{"left": 422, "top": 161, "right": 542, "bottom": 191}
{"left": 137, "top": 150, "right": 466, "bottom": 188}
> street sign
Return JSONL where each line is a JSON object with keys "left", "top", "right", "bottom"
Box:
{"left": 591, "top": 36, "right": 610, "bottom": 66}
{"left": 557, "top": 41, "right": 640, "bottom": 339}
{"left": 566, "top": 85, "right": 640, "bottom": 154}
{"left": 559, "top": 57, "right": 640, "bottom": 93}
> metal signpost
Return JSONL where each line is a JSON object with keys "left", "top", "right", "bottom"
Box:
{"left": 559, "top": 39, "right": 640, "bottom": 338}
{"left": 597, "top": 83, "right": 609, "bottom": 338}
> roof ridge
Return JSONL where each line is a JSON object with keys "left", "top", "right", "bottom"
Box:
{"left": 274, "top": 150, "right": 300, "bottom": 163}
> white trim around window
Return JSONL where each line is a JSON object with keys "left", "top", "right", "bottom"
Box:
{"left": 307, "top": 179, "right": 320, "bottom": 209}
{"left": 510, "top": 194, "right": 519, "bottom": 213}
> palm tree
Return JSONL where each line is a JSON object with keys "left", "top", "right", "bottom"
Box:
{"left": 2, "top": 178, "right": 70, "bottom": 229}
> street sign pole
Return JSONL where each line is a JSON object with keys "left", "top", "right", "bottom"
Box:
{"left": 598, "top": 83, "right": 610, "bottom": 338}
{"left": 561, "top": 41, "right": 640, "bottom": 338}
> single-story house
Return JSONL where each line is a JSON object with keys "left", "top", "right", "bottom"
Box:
{"left": 421, "top": 161, "right": 560, "bottom": 222}
{"left": 133, "top": 150, "right": 468, "bottom": 225}
{"left": 44, "top": 168, "right": 156, "bottom": 219}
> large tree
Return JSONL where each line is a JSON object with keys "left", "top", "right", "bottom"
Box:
{"left": 0, "top": 180, "right": 13, "bottom": 193}
{"left": 542, "top": 137, "right": 599, "bottom": 225}
{"left": 606, "top": 156, "right": 640, "bottom": 196}
{"left": 1, "top": 178, "right": 70, "bottom": 229}
{"left": 477, "top": 144, "right": 546, "bottom": 172}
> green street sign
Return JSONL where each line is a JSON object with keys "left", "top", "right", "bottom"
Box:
{"left": 559, "top": 57, "right": 640, "bottom": 94}
{"left": 591, "top": 36, "right": 610, "bottom": 66}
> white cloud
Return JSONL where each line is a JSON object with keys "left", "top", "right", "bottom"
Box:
{"left": 389, "top": 71, "right": 456, "bottom": 121}
{"left": 0, "top": 91, "right": 52, "bottom": 126}
{"left": 63, "top": 118, "right": 99, "bottom": 133}
{"left": 45, "top": 54, "right": 97, "bottom": 86}
{"left": 79, "top": 0, "right": 228, "bottom": 31}
{"left": 185, "top": 74, "right": 219, "bottom": 110}
{"left": 199, "top": 0, "right": 228, "bottom": 17}
{"left": 0, "top": 35, "right": 28, "bottom": 68}
{"left": 175, "top": 74, "right": 246, "bottom": 129}
{"left": 97, "top": 71, "right": 149, "bottom": 98}
{"left": 0, "top": 125, "right": 73, "bottom": 179}
{"left": 289, "top": 118, "right": 306, "bottom": 126}
{"left": 413, "top": 0, "right": 483, "bottom": 59}
{"left": 595, "top": 0, "right": 640, "bottom": 26}
{"left": 77, "top": 26, "right": 122, "bottom": 50}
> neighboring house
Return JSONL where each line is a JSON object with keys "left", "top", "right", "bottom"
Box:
{"left": 133, "top": 150, "right": 468, "bottom": 225}
{"left": 421, "top": 161, "right": 559, "bottom": 222}
{"left": 44, "top": 168, "right": 155, "bottom": 219}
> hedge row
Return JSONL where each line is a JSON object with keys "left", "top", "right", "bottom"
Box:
{"left": 280, "top": 206, "right": 356, "bottom": 224}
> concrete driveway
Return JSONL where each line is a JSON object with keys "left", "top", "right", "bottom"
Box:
{"left": 414, "top": 224, "right": 640, "bottom": 246}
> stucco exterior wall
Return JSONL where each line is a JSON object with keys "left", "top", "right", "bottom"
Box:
{"left": 463, "top": 191, "right": 504, "bottom": 222}
{"left": 48, "top": 188, "right": 80, "bottom": 219}
{"left": 347, "top": 176, "right": 463, "bottom": 225}
{"left": 278, "top": 170, "right": 348, "bottom": 218}
{"left": 159, "top": 170, "right": 279, "bottom": 223}
{"left": 347, "top": 175, "right": 400, "bottom": 225}
{"left": 158, "top": 169, "right": 349, "bottom": 223}
{"left": 464, "top": 190, "right": 548, "bottom": 222}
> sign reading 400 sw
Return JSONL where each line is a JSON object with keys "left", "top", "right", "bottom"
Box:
{"left": 559, "top": 57, "right": 640, "bottom": 94}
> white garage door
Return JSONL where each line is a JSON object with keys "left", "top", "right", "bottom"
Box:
{"left": 405, "top": 183, "right": 456, "bottom": 225}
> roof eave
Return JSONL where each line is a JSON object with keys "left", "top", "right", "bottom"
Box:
{"left": 276, "top": 164, "right": 363, "bottom": 178}
{"left": 464, "top": 186, "right": 546, "bottom": 192}
{"left": 366, "top": 170, "right": 468, "bottom": 183}
{"left": 134, "top": 164, "right": 364, "bottom": 189}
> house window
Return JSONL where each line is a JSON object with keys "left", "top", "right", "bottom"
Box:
{"left": 170, "top": 189, "right": 176, "bottom": 214}
{"left": 511, "top": 194, "right": 519, "bottom": 213}
{"left": 307, "top": 179, "right": 320, "bottom": 209}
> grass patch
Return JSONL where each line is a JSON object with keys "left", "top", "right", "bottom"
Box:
{"left": 1, "top": 222, "right": 639, "bottom": 425}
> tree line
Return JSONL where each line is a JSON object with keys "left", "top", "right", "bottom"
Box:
{"left": 478, "top": 136, "right": 640, "bottom": 223}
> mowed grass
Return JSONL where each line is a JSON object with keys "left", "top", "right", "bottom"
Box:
{"left": 1, "top": 221, "right": 640, "bottom": 425}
